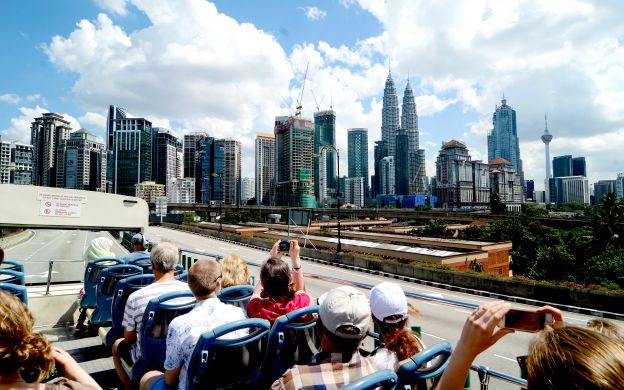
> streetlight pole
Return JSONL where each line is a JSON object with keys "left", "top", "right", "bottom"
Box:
{"left": 320, "top": 145, "right": 341, "bottom": 253}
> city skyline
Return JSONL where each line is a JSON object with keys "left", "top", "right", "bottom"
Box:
{"left": 0, "top": 1, "right": 623, "bottom": 189}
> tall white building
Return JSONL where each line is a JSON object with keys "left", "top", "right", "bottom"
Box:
{"left": 344, "top": 177, "right": 365, "bottom": 207}
{"left": 380, "top": 156, "right": 395, "bottom": 195}
{"left": 56, "top": 129, "right": 107, "bottom": 192}
{"left": 381, "top": 71, "right": 400, "bottom": 159}
{"left": 615, "top": 173, "right": 624, "bottom": 199}
{"left": 171, "top": 177, "right": 195, "bottom": 204}
{"left": 255, "top": 133, "right": 275, "bottom": 206}
{"left": 0, "top": 141, "right": 10, "bottom": 184}
{"left": 223, "top": 139, "right": 241, "bottom": 205}
{"left": 241, "top": 177, "right": 255, "bottom": 204}
{"left": 30, "top": 113, "right": 72, "bottom": 187}
{"left": 548, "top": 176, "right": 590, "bottom": 205}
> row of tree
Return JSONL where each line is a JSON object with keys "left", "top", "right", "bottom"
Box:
{"left": 418, "top": 193, "right": 624, "bottom": 290}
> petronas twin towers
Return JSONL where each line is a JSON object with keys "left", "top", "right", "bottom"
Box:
{"left": 377, "top": 71, "right": 427, "bottom": 195}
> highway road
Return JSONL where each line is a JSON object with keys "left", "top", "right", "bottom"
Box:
{"left": 144, "top": 226, "right": 613, "bottom": 389}
{"left": 7, "top": 226, "right": 618, "bottom": 388}
{"left": 5, "top": 229, "right": 127, "bottom": 284}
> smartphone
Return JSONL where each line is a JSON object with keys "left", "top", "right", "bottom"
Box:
{"left": 278, "top": 240, "right": 290, "bottom": 252}
{"left": 502, "top": 309, "right": 552, "bottom": 332}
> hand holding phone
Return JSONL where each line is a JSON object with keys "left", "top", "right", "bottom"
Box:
{"left": 278, "top": 240, "right": 290, "bottom": 252}
{"left": 501, "top": 309, "right": 553, "bottom": 332}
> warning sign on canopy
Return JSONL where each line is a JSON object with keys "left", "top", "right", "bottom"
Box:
{"left": 38, "top": 192, "right": 88, "bottom": 218}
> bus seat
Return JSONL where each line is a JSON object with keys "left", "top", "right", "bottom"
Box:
{"left": 128, "top": 257, "right": 151, "bottom": 272}
{"left": 80, "top": 258, "right": 124, "bottom": 308}
{"left": 144, "top": 263, "right": 185, "bottom": 276}
{"left": 0, "top": 269, "right": 25, "bottom": 285}
{"left": 1, "top": 260, "right": 25, "bottom": 273}
{"left": 90, "top": 264, "right": 143, "bottom": 326}
{"left": 186, "top": 318, "right": 271, "bottom": 390}
{"left": 0, "top": 282, "right": 28, "bottom": 304}
{"left": 127, "top": 291, "right": 196, "bottom": 383}
{"left": 396, "top": 340, "right": 452, "bottom": 387}
{"left": 217, "top": 285, "right": 254, "bottom": 312}
{"left": 261, "top": 305, "right": 320, "bottom": 386}
{"left": 341, "top": 369, "right": 398, "bottom": 390}
{"left": 176, "top": 272, "right": 188, "bottom": 282}
{"left": 104, "top": 274, "right": 155, "bottom": 346}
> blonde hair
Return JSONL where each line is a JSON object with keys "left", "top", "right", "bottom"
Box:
{"left": 587, "top": 318, "right": 624, "bottom": 342}
{"left": 221, "top": 254, "right": 250, "bottom": 288}
{"left": 0, "top": 291, "right": 54, "bottom": 383}
{"left": 527, "top": 326, "right": 624, "bottom": 389}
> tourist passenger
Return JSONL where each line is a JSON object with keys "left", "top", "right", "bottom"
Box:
{"left": 122, "top": 233, "right": 150, "bottom": 262}
{"left": 587, "top": 318, "right": 624, "bottom": 342}
{"left": 0, "top": 290, "right": 101, "bottom": 389}
{"left": 247, "top": 240, "right": 310, "bottom": 322}
{"left": 271, "top": 286, "right": 375, "bottom": 389}
{"left": 436, "top": 301, "right": 624, "bottom": 389}
{"left": 221, "top": 253, "right": 252, "bottom": 288}
{"left": 368, "top": 282, "right": 425, "bottom": 370}
{"left": 112, "top": 241, "right": 190, "bottom": 390}
{"left": 139, "top": 259, "right": 248, "bottom": 390}
{"left": 83, "top": 237, "right": 115, "bottom": 262}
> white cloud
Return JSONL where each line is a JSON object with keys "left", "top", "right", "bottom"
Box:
{"left": 25, "top": 94, "right": 41, "bottom": 102}
{"left": 1, "top": 106, "right": 81, "bottom": 144}
{"left": 0, "top": 94, "right": 21, "bottom": 104}
{"left": 79, "top": 111, "right": 107, "bottom": 133}
{"left": 300, "top": 6, "right": 327, "bottom": 21}
{"left": 95, "top": 0, "right": 128, "bottom": 16}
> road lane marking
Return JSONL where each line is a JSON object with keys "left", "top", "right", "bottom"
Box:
{"left": 422, "top": 332, "right": 445, "bottom": 341}
{"left": 494, "top": 354, "right": 517, "bottom": 362}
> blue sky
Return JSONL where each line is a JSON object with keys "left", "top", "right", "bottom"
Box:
{"left": 1, "top": 0, "right": 623, "bottom": 190}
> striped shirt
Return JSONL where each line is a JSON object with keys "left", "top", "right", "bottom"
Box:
{"left": 122, "top": 280, "right": 190, "bottom": 360}
{"left": 271, "top": 351, "right": 376, "bottom": 390}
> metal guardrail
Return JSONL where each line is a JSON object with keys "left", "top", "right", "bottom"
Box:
{"left": 471, "top": 365, "right": 527, "bottom": 389}
{"left": 22, "top": 259, "right": 85, "bottom": 295}
{"left": 178, "top": 248, "right": 223, "bottom": 271}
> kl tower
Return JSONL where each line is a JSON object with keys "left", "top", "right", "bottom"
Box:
{"left": 541, "top": 114, "right": 553, "bottom": 179}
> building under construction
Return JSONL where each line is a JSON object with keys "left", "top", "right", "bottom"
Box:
{"left": 274, "top": 115, "right": 316, "bottom": 207}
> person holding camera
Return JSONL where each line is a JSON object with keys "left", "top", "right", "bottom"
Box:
{"left": 247, "top": 239, "right": 311, "bottom": 323}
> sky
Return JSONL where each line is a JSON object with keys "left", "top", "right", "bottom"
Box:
{"left": 1, "top": 0, "right": 623, "bottom": 191}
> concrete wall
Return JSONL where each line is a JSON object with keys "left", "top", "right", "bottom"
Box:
{"left": 165, "top": 223, "right": 624, "bottom": 316}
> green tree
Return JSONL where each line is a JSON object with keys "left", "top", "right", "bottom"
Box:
{"left": 583, "top": 249, "right": 624, "bottom": 289}
{"left": 490, "top": 192, "right": 506, "bottom": 214}
{"left": 589, "top": 192, "right": 624, "bottom": 251}
{"left": 521, "top": 203, "right": 548, "bottom": 217}
{"left": 417, "top": 219, "right": 452, "bottom": 237}
{"left": 182, "top": 211, "right": 196, "bottom": 225}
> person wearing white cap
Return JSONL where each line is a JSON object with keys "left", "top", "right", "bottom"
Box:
{"left": 271, "top": 286, "right": 376, "bottom": 389}
{"left": 369, "top": 282, "right": 425, "bottom": 371}
{"left": 122, "top": 232, "right": 150, "bottom": 262}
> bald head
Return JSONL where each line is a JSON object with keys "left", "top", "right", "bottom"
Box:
{"left": 188, "top": 259, "right": 222, "bottom": 299}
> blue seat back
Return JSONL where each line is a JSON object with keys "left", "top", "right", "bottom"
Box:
{"left": 105, "top": 274, "right": 155, "bottom": 346}
{"left": 144, "top": 263, "right": 185, "bottom": 276}
{"left": 217, "top": 285, "right": 254, "bottom": 312}
{"left": 186, "top": 318, "right": 271, "bottom": 390}
{"left": 81, "top": 258, "right": 124, "bottom": 308}
{"left": 397, "top": 341, "right": 453, "bottom": 386}
{"left": 0, "top": 282, "right": 28, "bottom": 304}
{"left": 176, "top": 272, "right": 188, "bottom": 282}
{"left": 0, "top": 269, "right": 25, "bottom": 285}
{"left": 90, "top": 264, "right": 143, "bottom": 325}
{"left": 1, "top": 260, "right": 25, "bottom": 273}
{"left": 262, "top": 305, "right": 320, "bottom": 385}
{"left": 131, "top": 291, "right": 196, "bottom": 382}
{"left": 128, "top": 257, "right": 151, "bottom": 273}
{"left": 342, "top": 369, "right": 398, "bottom": 390}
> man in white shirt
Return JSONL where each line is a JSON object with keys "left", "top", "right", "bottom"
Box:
{"left": 112, "top": 241, "right": 190, "bottom": 390}
{"left": 139, "top": 258, "right": 247, "bottom": 390}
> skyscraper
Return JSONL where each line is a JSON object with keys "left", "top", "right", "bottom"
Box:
{"left": 196, "top": 136, "right": 215, "bottom": 204}
{"left": 381, "top": 71, "right": 400, "bottom": 159}
{"left": 0, "top": 141, "right": 10, "bottom": 184}
{"left": 10, "top": 143, "right": 33, "bottom": 185}
{"left": 241, "top": 177, "right": 255, "bottom": 204}
{"left": 373, "top": 140, "right": 387, "bottom": 197}
{"left": 490, "top": 158, "right": 523, "bottom": 212}
{"left": 107, "top": 106, "right": 152, "bottom": 196}
{"left": 347, "top": 128, "right": 368, "bottom": 192}
{"left": 594, "top": 180, "right": 616, "bottom": 203}
{"left": 223, "top": 139, "right": 241, "bottom": 205}
{"left": 152, "top": 128, "right": 182, "bottom": 201}
{"left": 344, "top": 177, "right": 365, "bottom": 207}
{"left": 401, "top": 80, "right": 427, "bottom": 194}
{"left": 572, "top": 156, "right": 587, "bottom": 177}
{"left": 314, "top": 110, "right": 336, "bottom": 202}
{"left": 540, "top": 115, "right": 553, "bottom": 180}
{"left": 616, "top": 173, "right": 624, "bottom": 199}
{"left": 274, "top": 116, "right": 316, "bottom": 207}
{"left": 488, "top": 97, "right": 523, "bottom": 179}
{"left": 30, "top": 113, "right": 72, "bottom": 187}
{"left": 380, "top": 156, "right": 395, "bottom": 196}
{"left": 255, "top": 132, "right": 275, "bottom": 206}
{"left": 395, "top": 129, "right": 409, "bottom": 195}
{"left": 183, "top": 132, "right": 208, "bottom": 179}
{"left": 553, "top": 155, "right": 573, "bottom": 178}
{"left": 56, "top": 129, "right": 106, "bottom": 192}
{"left": 548, "top": 176, "right": 590, "bottom": 205}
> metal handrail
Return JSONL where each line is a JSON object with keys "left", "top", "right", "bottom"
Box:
{"left": 471, "top": 365, "right": 527, "bottom": 389}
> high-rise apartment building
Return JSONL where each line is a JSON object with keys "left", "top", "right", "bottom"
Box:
{"left": 344, "top": 177, "right": 365, "bottom": 208}
{"left": 171, "top": 177, "right": 195, "bottom": 204}
{"left": 313, "top": 110, "right": 337, "bottom": 202}
{"left": 30, "top": 113, "right": 72, "bottom": 187}
{"left": 615, "top": 173, "right": 624, "bottom": 199}
{"left": 347, "top": 128, "right": 368, "bottom": 183}
{"left": 10, "top": 143, "right": 33, "bottom": 185}
{"left": 241, "top": 177, "right": 255, "bottom": 204}
{"left": 372, "top": 140, "right": 387, "bottom": 197}
{"left": 56, "top": 129, "right": 106, "bottom": 192}
{"left": 0, "top": 141, "right": 10, "bottom": 184}
{"left": 107, "top": 105, "right": 152, "bottom": 196}
{"left": 223, "top": 139, "right": 241, "bottom": 205}
{"left": 488, "top": 97, "right": 523, "bottom": 181}
{"left": 255, "top": 133, "right": 275, "bottom": 206}
{"left": 152, "top": 128, "right": 182, "bottom": 201}
{"left": 594, "top": 180, "right": 616, "bottom": 204}
{"left": 380, "top": 156, "right": 395, "bottom": 196}
{"left": 135, "top": 181, "right": 165, "bottom": 203}
{"left": 274, "top": 116, "right": 316, "bottom": 207}
{"left": 381, "top": 71, "right": 400, "bottom": 159}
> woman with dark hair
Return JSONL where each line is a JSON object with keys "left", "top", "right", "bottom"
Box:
{"left": 368, "top": 282, "right": 425, "bottom": 370}
{"left": 247, "top": 240, "right": 311, "bottom": 322}
{"left": 0, "top": 290, "right": 101, "bottom": 389}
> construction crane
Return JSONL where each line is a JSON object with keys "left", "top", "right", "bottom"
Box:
{"left": 311, "top": 89, "right": 320, "bottom": 112}
{"left": 294, "top": 62, "right": 309, "bottom": 117}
